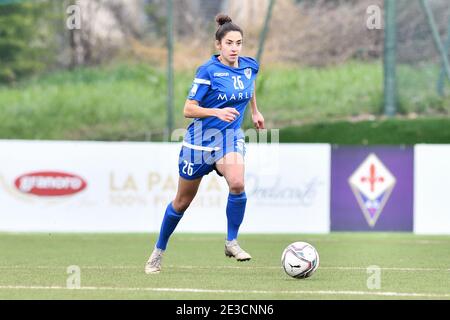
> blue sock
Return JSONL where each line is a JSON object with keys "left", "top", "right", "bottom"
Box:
{"left": 156, "top": 202, "right": 184, "bottom": 250}
{"left": 226, "top": 192, "right": 247, "bottom": 241}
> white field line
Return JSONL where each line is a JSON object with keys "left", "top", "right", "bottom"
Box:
{"left": 0, "top": 285, "right": 449, "bottom": 298}
{"left": 0, "top": 265, "right": 449, "bottom": 272}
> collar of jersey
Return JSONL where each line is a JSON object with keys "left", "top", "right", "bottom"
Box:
{"left": 212, "top": 54, "right": 244, "bottom": 70}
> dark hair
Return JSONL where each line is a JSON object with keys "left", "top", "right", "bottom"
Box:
{"left": 215, "top": 14, "right": 243, "bottom": 42}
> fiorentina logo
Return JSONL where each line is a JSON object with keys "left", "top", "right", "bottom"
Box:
{"left": 348, "top": 153, "right": 396, "bottom": 227}
{"left": 244, "top": 68, "right": 252, "bottom": 80}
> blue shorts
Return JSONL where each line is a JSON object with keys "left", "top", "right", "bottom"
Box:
{"left": 178, "top": 138, "right": 246, "bottom": 180}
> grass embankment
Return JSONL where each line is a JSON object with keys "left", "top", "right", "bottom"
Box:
{"left": 0, "top": 62, "right": 448, "bottom": 143}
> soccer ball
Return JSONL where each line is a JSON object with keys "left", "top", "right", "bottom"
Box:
{"left": 281, "top": 242, "right": 320, "bottom": 279}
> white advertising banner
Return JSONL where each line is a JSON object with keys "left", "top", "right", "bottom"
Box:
{"left": 0, "top": 140, "right": 330, "bottom": 233}
{"left": 414, "top": 145, "right": 450, "bottom": 235}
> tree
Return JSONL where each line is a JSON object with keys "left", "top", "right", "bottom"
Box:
{"left": 0, "top": 1, "right": 54, "bottom": 83}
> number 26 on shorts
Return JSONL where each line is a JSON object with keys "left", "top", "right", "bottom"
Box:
{"left": 182, "top": 160, "right": 194, "bottom": 176}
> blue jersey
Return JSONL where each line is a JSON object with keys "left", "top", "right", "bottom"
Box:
{"left": 184, "top": 55, "right": 259, "bottom": 150}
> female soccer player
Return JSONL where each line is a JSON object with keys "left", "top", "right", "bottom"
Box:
{"left": 145, "top": 14, "right": 265, "bottom": 274}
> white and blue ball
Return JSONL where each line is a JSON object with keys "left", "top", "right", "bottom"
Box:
{"left": 281, "top": 242, "right": 320, "bottom": 279}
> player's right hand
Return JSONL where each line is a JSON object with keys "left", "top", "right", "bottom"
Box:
{"left": 216, "top": 108, "right": 240, "bottom": 122}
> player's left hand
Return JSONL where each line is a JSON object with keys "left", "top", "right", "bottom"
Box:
{"left": 252, "top": 111, "right": 265, "bottom": 130}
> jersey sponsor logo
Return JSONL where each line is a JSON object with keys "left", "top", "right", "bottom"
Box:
{"left": 244, "top": 68, "right": 252, "bottom": 80}
{"left": 14, "top": 171, "right": 88, "bottom": 197}
{"left": 213, "top": 72, "right": 229, "bottom": 77}
{"left": 348, "top": 153, "right": 396, "bottom": 227}
{"left": 217, "top": 91, "right": 253, "bottom": 101}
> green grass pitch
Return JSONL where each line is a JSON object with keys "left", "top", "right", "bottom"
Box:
{"left": 0, "top": 232, "right": 449, "bottom": 300}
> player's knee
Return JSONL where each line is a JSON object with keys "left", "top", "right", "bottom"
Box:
{"left": 172, "top": 197, "right": 192, "bottom": 213}
{"left": 228, "top": 180, "right": 245, "bottom": 194}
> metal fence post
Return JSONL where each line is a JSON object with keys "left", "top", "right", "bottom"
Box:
{"left": 384, "top": 0, "right": 397, "bottom": 117}
{"left": 437, "top": 10, "right": 450, "bottom": 96}
{"left": 420, "top": 0, "right": 450, "bottom": 85}
{"left": 166, "top": 0, "right": 174, "bottom": 141}
{"left": 256, "top": 0, "right": 276, "bottom": 63}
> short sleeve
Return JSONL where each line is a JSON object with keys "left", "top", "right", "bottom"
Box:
{"left": 187, "top": 66, "right": 211, "bottom": 102}
{"left": 244, "top": 57, "right": 259, "bottom": 75}
{"left": 252, "top": 58, "right": 260, "bottom": 74}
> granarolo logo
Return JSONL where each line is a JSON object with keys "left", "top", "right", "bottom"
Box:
{"left": 348, "top": 154, "right": 396, "bottom": 227}
{"left": 14, "top": 171, "right": 87, "bottom": 197}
